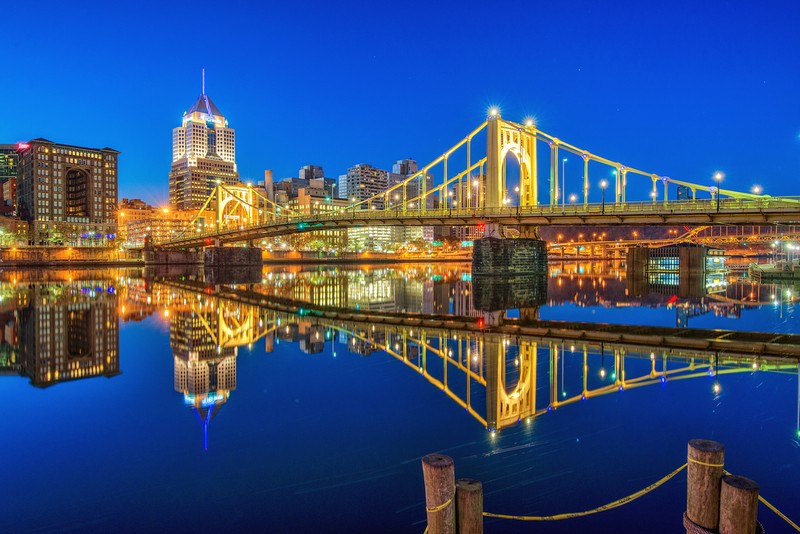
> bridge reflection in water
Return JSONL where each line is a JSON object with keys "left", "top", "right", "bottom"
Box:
{"left": 123, "top": 264, "right": 800, "bottom": 445}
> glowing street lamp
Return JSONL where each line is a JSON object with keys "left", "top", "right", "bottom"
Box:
{"left": 561, "top": 158, "right": 568, "bottom": 213}
{"left": 714, "top": 172, "right": 724, "bottom": 212}
{"left": 599, "top": 179, "right": 608, "bottom": 214}
{"left": 751, "top": 185, "right": 763, "bottom": 195}
{"left": 568, "top": 193, "right": 578, "bottom": 204}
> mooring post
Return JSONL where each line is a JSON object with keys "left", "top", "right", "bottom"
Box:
{"left": 686, "top": 439, "right": 725, "bottom": 532}
{"left": 456, "top": 478, "right": 483, "bottom": 534}
{"left": 719, "top": 475, "right": 759, "bottom": 534}
{"left": 422, "top": 453, "right": 456, "bottom": 534}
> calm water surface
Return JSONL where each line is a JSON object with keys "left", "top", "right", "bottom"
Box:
{"left": 1, "top": 261, "right": 798, "bottom": 533}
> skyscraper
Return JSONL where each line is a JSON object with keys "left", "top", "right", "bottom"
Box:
{"left": 169, "top": 75, "right": 239, "bottom": 210}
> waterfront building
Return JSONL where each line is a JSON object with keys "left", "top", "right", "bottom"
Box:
{"left": 0, "top": 144, "right": 19, "bottom": 214}
{"left": 124, "top": 208, "right": 215, "bottom": 247}
{"left": 286, "top": 181, "right": 349, "bottom": 250}
{"left": 169, "top": 82, "right": 239, "bottom": 210}
{"left": 16, "top": 139, "right": 119, "bottom": 246}
{"left": 117, "top": 198, "right": 155, "bottom": 244}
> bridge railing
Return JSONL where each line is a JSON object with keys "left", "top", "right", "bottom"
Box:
{"left": 161, "top": 196, "right": 800, "bottom": 245}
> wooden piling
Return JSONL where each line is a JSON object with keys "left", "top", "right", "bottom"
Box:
{"left": 719, "top": 475, "right": 759, "bottom": 534}
{"left": 686, "top": 439, "right": 725, "bottom": 532}
{"left": 456, "top": 478, "right": 483, "bottom": 534}
{"left": 422, "top": 453, "right": 456, "bottom": 534}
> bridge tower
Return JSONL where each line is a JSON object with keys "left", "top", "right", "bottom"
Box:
{"left": 485, "top": 112, "right": 538, "bottom": 210}
{"left": 474, "top": 111, "right": 548, "bottom": 275}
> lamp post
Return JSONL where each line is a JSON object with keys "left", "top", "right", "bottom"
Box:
{"left": 599, "top": 179, "right": 608, "bottom": 214}
{"left": 561, "top": 158, "right": 568, "bottom": 214}
{"left": 714, "top": 172, "right": 724, "bottom": 212}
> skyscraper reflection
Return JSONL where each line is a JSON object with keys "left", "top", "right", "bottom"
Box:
{"left": 170, "top": 305, "right": 237, "bottom": 450}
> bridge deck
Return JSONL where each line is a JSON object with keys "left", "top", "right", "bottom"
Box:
{"left": 157, "top": 197, "right": 800, "bottom": 249}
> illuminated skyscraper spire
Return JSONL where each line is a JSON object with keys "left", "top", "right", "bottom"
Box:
{"left": 169, "top": 71, "right": 240, "bottom": 209}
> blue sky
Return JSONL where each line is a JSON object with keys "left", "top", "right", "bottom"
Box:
{"left": 4, "top": 0, "right": 799, "bottom": 206}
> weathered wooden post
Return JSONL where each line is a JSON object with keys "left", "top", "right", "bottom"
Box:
{"left": 685, "top": 439, "right": 725, "bottom": 532}
{"left": 719, "top": 475, "right": 759, "bottom": 534}
{"left": 422, "top": 454, "right": 455, "bottom": 534}
{"left": 456, "top": 478, "right": 483, "bottom": 534}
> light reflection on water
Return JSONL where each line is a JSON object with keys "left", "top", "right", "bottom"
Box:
{"left": 0, "top": 261, "right": 797, "bottom": 533}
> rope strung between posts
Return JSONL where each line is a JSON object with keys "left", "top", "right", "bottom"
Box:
{"left": 422, "top": 459, "right": 800, "bottom": 531}
{"left": 759, "top": 495, "right": 800, "bottom": 532}
{"left": 482, "top": 462, "right": 687, "bottom": 521}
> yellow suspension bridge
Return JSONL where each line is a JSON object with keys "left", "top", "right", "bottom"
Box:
{"left": 153, "top": 113, "right": 800, "bottom": 250}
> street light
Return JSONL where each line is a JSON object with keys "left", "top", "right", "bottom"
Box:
{"left": 568, "top": 194, "right": 578, "bottom": 204}
{"left": 599, "top": 179, "right": 608, "bottom": 214}
{"left": 751, "top": 185, "right": 762, "bottom": 195}
{"left": 561, "top": 158, "right": 568, "bottom": 213}
{"left": 714, "top": 172, "right": 724, "bottom": 212}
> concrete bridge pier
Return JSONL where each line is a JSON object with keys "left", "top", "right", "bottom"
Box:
{"left": 204, "top": 246, "right": 263, "bottom": 268}
{"left": 143, "top": 244, "right": 203, "bottom": 266}
{"left": 472, "top": 224, "right": 548, "bottom": 276}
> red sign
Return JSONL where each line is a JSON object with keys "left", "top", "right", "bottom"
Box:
{"left": 17, "top": 143, "right": 30, "bottom": 150}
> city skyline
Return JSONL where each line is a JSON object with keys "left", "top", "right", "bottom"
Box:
{"left": 4, "top": 1, "right": 799, "bottom": 206}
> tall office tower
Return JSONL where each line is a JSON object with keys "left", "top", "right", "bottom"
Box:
{"left": 17, "top": 139, "right": 119, "bottom": 246}
{"left": 169, "top": 75, "right": 239, "bottom": 210}
{"left": 343, "top": 163, "right": 388, "bottom": 208}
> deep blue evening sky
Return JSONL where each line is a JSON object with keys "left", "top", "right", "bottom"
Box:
{"left": 4, "top": 0, "right": 799, "bottom": 206}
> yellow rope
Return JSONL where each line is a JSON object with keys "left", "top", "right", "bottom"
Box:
{"left": 426, "top": 493, "right": 454, "bottom": 513}
{"left": 687, "top": 457, "right": 725, "bottom": 468}
{"left": 483, "top": 463, "right": 687, "bottom": 521}
{"left": 759, "top": 495, "right": 800, "bottom": 532}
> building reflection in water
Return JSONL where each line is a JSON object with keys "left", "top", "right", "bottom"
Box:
{"left": 134, "top": 263, "right": 799, "bottom": 443}
{"left": 0, "top": 272, "right": 120, "bottom": 387}
{"left": 170, "top": 307, "right": 237, "bottom": 451}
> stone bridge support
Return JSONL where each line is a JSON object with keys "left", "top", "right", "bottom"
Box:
{"left": 204, "top": 246, "right": 263, "bottom": 268}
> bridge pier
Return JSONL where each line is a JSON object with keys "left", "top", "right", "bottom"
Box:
{"left": 204, "top": 246, "right": 263, "bottom": 268}
{"left": 143, "top": 248, "right": 203, "bottom": 266}
{"left": 472, "top": 225, "right": 548, "bottom": 276}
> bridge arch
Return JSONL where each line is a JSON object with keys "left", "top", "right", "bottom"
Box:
{"left": 486, "top": 116, "right": 538, "bottom": 209}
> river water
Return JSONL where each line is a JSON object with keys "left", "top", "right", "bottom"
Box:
{"left": 0, "top": 261, "right": 797, "bottom": 533}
